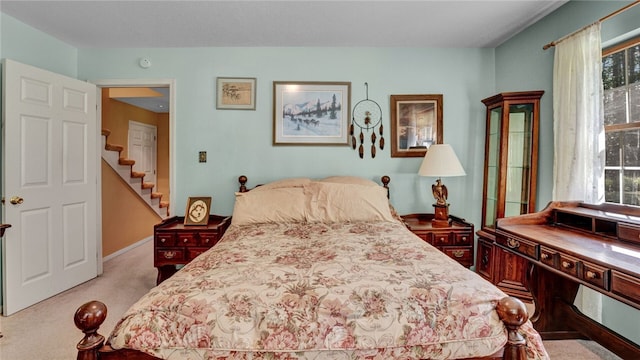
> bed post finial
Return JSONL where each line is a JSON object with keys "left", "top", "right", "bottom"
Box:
{"left": 496, "top": 296, "right": 528, "bottom": 360}
{"left": 239, "top": 175, "right": 248, "bottom": 192}
{"left": 75, "top": 300, "right": 107, "bottom": 360}
{"left": 381, "top": 175, "right": 390, "bottom": 198}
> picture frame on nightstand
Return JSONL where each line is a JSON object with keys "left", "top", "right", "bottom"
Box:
{"left": 184, "top": 197, "right": 211, "bottom": 225}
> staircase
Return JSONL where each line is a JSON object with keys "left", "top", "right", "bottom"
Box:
{"left": 101, "top": 129, "right": 169, "bottom": 219}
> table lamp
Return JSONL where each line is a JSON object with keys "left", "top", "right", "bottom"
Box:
{"left": 418, "top": 144, "right": 466, "bottom": 227}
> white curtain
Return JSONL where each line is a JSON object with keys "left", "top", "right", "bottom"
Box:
{"left": 552, "top": 22, "right": 604, "bottom": 322}
{"left": 552, "top": 22, "right": 604, "bottom": 204}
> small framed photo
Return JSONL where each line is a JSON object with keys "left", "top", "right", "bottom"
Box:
{"left": 216, "top": 77, "right": 256, "bottom": 110}
{"left": 390, "top": 94, "right": 443, "bottom": 157}
{"left": 273, "top": 81, "right": 351, "bottom": 145}
{"left": 184, "top": 197, "right": 211, "bottom": 225}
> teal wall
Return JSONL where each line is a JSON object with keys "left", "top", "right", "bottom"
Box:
{"left": 495, "top": 0, "right": 640, "bottom": 345}
{"left": 77, "top": 47, "right": 493, "bottom": 220}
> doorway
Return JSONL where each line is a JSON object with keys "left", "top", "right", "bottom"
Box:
{"left": 94, "top": 79, "right": 174, "bottom": 270}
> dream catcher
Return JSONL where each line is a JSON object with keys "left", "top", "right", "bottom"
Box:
{"left": 351, "top": 83, "right": 383, "bottom": 158}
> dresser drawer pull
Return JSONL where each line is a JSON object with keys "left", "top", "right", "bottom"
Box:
{"left": 562, "top": 261, "right": 573, "bottom": 269}
{"left": 182, "top": 238, "right": 189, "bottom": 243}
{"left": 160, "top": 238, "right": 166, "bottom": 243}
{"left": 541, "top": 253, "right": 550, "bottom": 260}
{"left": 203, "top": 238, "right": 211, "bottom": 243}
{"left": 438, "top": 236, "right": 446, "bottom": 242}
{"left": 586, "top": 271, "right": 599, "bottom": 279}
{"left": 452, "top": 250, "right": 465, "bottom": 258}
{"left": 506, "top": 238, "right": 520, "bottom": 249}
{"left": 163, "top": 251, "right": 176, "bottom": 259}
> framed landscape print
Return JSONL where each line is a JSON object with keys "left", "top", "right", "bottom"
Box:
{"left": 184, "top": 197, "right": 211, "bottom": 225}
{"left": 216, "top": 77, "right": 256, "bottom": 110}
{"left": 390, "top": 94, "right": 443, "bottom": 157}
{"left": 273, "top": 81, "right": 351, "bottom": 145}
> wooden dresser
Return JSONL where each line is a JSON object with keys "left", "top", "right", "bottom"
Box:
{"left": 154, "top": 214, "right": 230, "bottom": 284}
{"left": 496, "top": 201, "right": 640, "bottom": 359}
{"left": 401, "top": 213, "right": 474, "bottom": 267}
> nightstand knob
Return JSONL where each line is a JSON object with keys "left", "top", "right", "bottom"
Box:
{"left": 160, "top": 238, "right": 166, "bottom": 243}
{"left": 204, "top": 238, "right": 210, "bottom": 243}
{"left": 183, "top": 238, "right": 189, "bottom": 243}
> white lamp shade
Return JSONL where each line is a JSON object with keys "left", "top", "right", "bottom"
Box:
{"left": 418, "top": 144, "right": 466, "bottom": 177}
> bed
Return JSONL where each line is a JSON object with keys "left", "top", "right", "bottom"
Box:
{"left": 75, "top": 175, "right": 548, "bottom": 360}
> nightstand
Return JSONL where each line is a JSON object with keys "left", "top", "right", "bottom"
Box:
{"left": 401, "top": 213, "right": 474, "bottom": 267}
{"left": 154, "top": 214, "right": 230, "bottom": 284}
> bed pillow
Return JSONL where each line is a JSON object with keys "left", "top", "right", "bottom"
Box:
{"left": 251, "top": 177, "right": 312, "bottom": 191}
{"left": 305, "top": 181, "right": 397, "bottom": 223}
{"left": 318, "top": 175, "right": 379, "bottom": 187}
{"left": 231, "top": 187, "right": 310, "bottom": 225}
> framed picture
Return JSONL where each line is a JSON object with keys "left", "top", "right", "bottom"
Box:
{"left": 273, "top": 81, "right": 351, "bottom": 145}
{"left": 390, "top": 94, "right": 443, "bottom": 157}
{"left": 184, "top": 197, "right": 211, "bottom": 225}
{"left": 216, "top": 77, "right": 256, "bottom": 110}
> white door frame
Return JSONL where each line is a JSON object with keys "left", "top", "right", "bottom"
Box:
{"left": 92, "top": 78, "right": 175, "bottom": 274}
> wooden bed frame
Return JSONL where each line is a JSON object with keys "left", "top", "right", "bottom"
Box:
{"left": 75, "top": 176, "right": 532, "bottom": 360}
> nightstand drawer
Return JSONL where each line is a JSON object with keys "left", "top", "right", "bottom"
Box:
{"left": 187, "top": 247, "right": 211, "bottom": 261}
{"left": 155, "top": 249, "right": 185, "bottom": 265}
{"left": 199, "top": 232, "right": 220, "bottom": 246}
{"left": 432, "top": 232, "right": 453, "bottom": 246}
{"left": 155, "top": 233, "right": 175, "bottom": 247}
{"left": 176, "top": 233, "right": 197, "bottom": 246}
{"left": 454, "top": 232, "right": 472, "bottom": 245}
{"left": 442, "top": 247, "right": 473, "bottom": 267}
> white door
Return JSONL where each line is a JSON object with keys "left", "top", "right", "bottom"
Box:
{"left": 128, "top": 121, "right": 157, "bottom": 187}
{"left": 2, "top": 59, "right": 98, "bottom": 315}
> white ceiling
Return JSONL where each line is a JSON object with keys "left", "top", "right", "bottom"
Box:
{"left": 2, "top": 0, "right": 567, "bottom": 48}
{"left": 1, "top": 0, "right": 568, "bottom": 112}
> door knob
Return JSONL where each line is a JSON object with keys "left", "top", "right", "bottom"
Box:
{"left": 9, "top": 196, "right": 24, "bottom": 205}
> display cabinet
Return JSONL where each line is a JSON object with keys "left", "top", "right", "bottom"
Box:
{"left": 476, "top": 91, "right": 543, "bottom": 301}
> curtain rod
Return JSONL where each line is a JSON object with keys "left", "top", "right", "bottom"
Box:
{"left": 543, "top": 0, "right": 640, "bottom": 50}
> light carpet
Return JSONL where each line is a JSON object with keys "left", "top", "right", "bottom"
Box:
{"left": 0, "top": 239, "right": 623, "bottom": 359}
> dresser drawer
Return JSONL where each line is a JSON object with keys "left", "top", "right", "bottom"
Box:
{"left": 155, "top": 233, "right": 175, "bottom": 247}
{"left": 413, "top": 231, "right": 432, "bottom": 243}
{"left": 454, "top": 232, "right": 472, "bottom": 245}
{"left": 618, "top": 223, "right": 640, "bottom": 246}
{"left": 199, "top": 231, "right": 220, "bottom": 246}
{"left": 539, "top": 246, "right": 557, "bottom": 267}
{"left": 432, "top": 232, "right": 453, "bottom": 246}
{"left": 496, "top": 234, "right": 539, "bottom": 260}
{"left": 581, "top": 261, "right": 610, "bottom": 291}
{"left": 611, "top": 270, "right": 640, "bottom": 304}
{"left": 558, "top": 253, "right": 580, "bottom": 278}
{"left": 442, "top": 247, "right": 473, "bottom": 267}
{"left": 155, "top": 249, "right": 185, "bottom": 265}
{"left": 176, "top": 232, "right": 197, "bottom": 246}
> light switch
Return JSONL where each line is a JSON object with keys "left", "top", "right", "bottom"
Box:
{"left": 199, "top": 151, "right": 207, "bottom": 163}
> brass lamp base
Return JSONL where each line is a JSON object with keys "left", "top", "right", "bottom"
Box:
{"left": 432, "top": 203, "right": 450, "bottom": 227}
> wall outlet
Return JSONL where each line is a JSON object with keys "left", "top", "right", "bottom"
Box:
{"left": 199, "top": 151, "right": 207, "bottom": 163}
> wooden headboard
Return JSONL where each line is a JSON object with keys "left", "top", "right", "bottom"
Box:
{"left": 238, "top": 175, "right": 391, "bottom": 198}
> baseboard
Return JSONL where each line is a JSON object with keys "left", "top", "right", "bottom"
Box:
{"left": 103, "top": 236, "right": 153, "bottom": 262}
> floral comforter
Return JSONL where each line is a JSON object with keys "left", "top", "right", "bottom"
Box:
{"left": 109, "top": 221, "right": 549, "bottom": 359}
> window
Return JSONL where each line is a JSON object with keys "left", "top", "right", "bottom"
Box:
{"left": 603, "top": 36, "right": 640, "bottom": 205}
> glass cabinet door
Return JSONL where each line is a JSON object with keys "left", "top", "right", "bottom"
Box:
{"left": 484, "top": 106, "right": 502, "bottom": 229}
{"left": 480, "top": 91, "right": 543, "bottom": 232}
